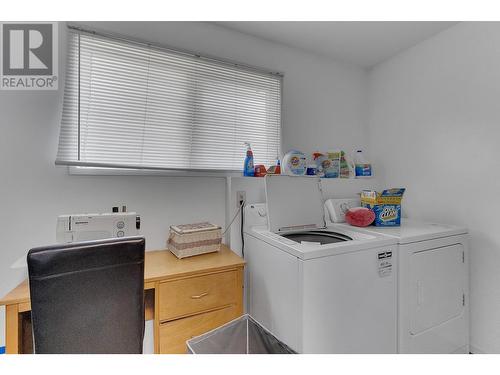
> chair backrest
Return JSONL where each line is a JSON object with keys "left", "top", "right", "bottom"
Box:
{"left": 27, "top": 236, "right": 145, "bottom": 354}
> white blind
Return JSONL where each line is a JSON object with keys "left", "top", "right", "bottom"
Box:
{"left": 56, "top": 28, "right": 282, "bottom": 172}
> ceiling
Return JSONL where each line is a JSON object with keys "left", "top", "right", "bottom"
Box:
{"left": 214, "top": 22, "right": 459, "bottom": 68}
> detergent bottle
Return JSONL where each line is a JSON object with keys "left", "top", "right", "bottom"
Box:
{"left": 354, "top": 150, "right": 372, "bottom": 178}
{"left": 345, "top": 152, "right": 356, "bottom": 179}
{"left": 275, "top": 158, "right": 281, "bottom": 174}
{"left": 243, "top": 142, "right": 254, "bottom": 177}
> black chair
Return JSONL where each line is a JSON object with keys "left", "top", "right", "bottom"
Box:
{"left": 27, "top": 236, "right": 145, "bottom": 354}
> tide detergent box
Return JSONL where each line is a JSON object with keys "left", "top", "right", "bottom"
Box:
{"left": 361, "top": 188, "right": 406, "bottom": 226}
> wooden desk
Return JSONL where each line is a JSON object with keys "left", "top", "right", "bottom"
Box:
{"left": 0, "top": 245, "right": 245, "bottom": 354}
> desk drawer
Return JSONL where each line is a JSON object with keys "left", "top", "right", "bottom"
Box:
{"left": 159, "top": 305, "right": 238, "bottom": 354}
{"left": 159, "top": 270, "right": 239, "bottom": 321}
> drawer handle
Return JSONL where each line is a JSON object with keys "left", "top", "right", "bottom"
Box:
{"left": 191, "top": 292, "right": 209, "bottom": 299}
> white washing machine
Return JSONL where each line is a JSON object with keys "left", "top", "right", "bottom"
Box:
{"left": 243, "top": 175, "right": 399, "bottom": 353}
{"left": 335, "top": 217, "right": 470, "bottom": 354}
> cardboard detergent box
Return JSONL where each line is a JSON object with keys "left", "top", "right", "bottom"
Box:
{"left": 361, "top": 188, "right": 406, "bottom": 226}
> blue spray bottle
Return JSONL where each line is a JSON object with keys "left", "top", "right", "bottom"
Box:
{"left": 243, "top": 142, "right": 254, "bottom": 177}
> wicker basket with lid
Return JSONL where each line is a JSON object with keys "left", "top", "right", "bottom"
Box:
{"left": 167, "top": 222, "right": 222, "bottom": 259}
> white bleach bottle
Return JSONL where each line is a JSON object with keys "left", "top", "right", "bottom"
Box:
{"left": 354, "top": 150, "right": 372, "bottom": 178}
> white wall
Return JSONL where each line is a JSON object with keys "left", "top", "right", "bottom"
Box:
{"left": 0, "top": 21, "right": 368, "bottom": 348}
{"left": 368, "top": 22, "right": 500, "bottom": 353}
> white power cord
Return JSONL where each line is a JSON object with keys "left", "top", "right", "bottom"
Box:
{"left": 222, "top": 199, "right": 245, "bottom": 236}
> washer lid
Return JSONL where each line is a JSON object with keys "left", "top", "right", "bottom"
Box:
{"left": 341, "top": 219, "right": 467, "bottom": 244}
{"left": 265, "top": 175, "right": 325, "bottom": 232}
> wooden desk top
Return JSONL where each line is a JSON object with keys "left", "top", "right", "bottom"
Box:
{"left": 0, "top": 245, "right": 244, "bottom": 307}
{"left": 144, "top": 245, "right": 244, "bottom": 282}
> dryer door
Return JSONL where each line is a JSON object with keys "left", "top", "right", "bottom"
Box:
{"left": 409, "top": 244, "right": 465, "bottom": 335}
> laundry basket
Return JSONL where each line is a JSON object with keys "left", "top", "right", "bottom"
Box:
{"left": 186, "top": 314, "right": 296, "bottom": 354}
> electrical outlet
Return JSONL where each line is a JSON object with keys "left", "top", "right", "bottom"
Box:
{"left": 237, "top": 191, "right": 246, "bottom": 206}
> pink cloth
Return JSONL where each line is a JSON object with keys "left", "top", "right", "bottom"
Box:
{"left": 345, "top": 207, "right": 375, "bottom": 227}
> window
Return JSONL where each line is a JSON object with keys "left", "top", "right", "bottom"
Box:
{"left": 56, "top": 26, "right": 282, "bottom": 172}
